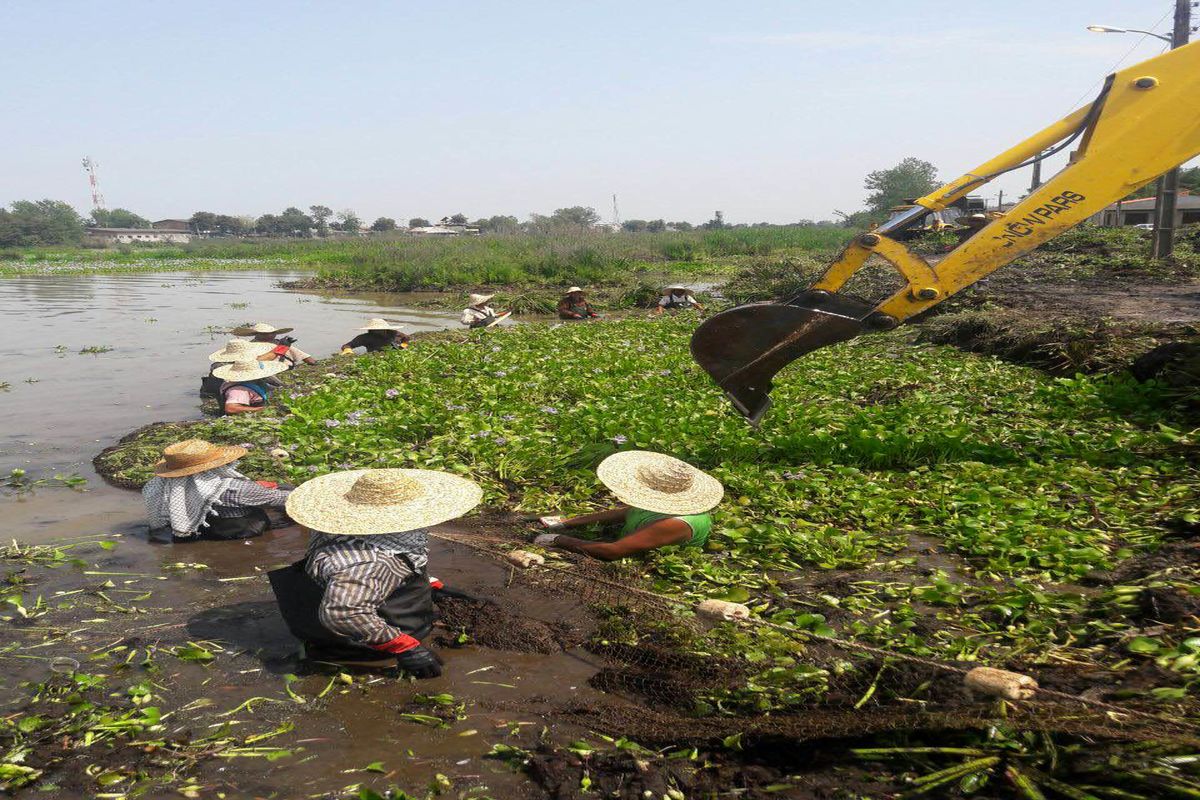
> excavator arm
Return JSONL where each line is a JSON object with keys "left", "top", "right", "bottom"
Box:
{"left": 693, "top": 40, "right": 1200, "bottom": 424}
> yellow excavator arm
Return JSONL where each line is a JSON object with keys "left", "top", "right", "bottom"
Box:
{"left": 692, "top": 40, "right": 1200, "bottom": 424}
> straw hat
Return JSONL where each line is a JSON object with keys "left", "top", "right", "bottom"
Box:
{"left": 596, "top": 451, "right": 723, "bottom": 516}
{"left": 286, "top": 468, "right": 483, "bottom": 536}
{"left": 232, "top": 322, "right": 294, "bottom": 336}
{"left": 212, "top": 358, "right": 290, "bottom": 382}
{"left": 565, "top": 286, "right": 584, "bottom": 294}
{"left": 664, "top": 285, "right": 693, "bottom": 294}
{"left": 358, "top": 318, "right": 401, "bottom": 331}
{"left": 468, "top": 293, "right": 495, "bottom": 306}
{"left": 154, "top": 439, "right": 247, "bottom": 478}
{"left": 209, "top": 339, "right": 275, "bottom": 363}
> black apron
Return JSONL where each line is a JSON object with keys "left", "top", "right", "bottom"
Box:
{"left": 268, "top": 555, "right": 434, "bottom": 661}
{"left": 199, "top": 507, "right": 270, "bottom": 540}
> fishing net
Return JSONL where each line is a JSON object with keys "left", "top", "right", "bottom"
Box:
{"left": 431, "top": 527, "right": 1200, "bottom": 749}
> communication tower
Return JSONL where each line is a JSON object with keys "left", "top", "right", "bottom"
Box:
{"left": 81, "top": 157, "right": 106, "bottom": 211}
{"left": 611, "top": 194, "right": 621, "bottom": 228}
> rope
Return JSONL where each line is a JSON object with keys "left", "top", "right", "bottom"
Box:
{"left": 430, "top": 530, "right": 1199, "bottom": 734}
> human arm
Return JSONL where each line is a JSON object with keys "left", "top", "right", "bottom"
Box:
{"left": 287, "top": 345, "right": 318, "bottom": 365}
{"left": 220, "top": 479, "right": 291, "bottom": 509}
{"left": 558, "top": 506, "right": 629, "bottom": 529}
{"left": 545, "top": 517, "right": 693, "bottom": 562}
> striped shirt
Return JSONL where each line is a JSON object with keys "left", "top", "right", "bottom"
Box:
{"left": 211, "top": 479, "right": 291, "bottom": 518}
{"left": 304, "top": 531, "right": 429, "bottom": 646}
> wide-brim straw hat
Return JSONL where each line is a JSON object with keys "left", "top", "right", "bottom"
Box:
{"left": 664, "top": 285, "right": 693, "bottom": 294}
{"left": 597, "top": 451, "right": 723, "bottom": 516}
{"left": 209, "top": 339, "right": 275, "bottom": 363}
{"left": 468, "top": 293, "right": 495, "bottom": 306}
{"left": 359, "top": 317, "right": 401, "bottom": 331}
{"left": 212, "top": 358, "right": 290, "bottom": 382}
{"left": 286, "top": 468, "right": 483, "bottom": 536}
{"left": 154, "top": 439, "right": 247, "bottom": 478}
{"left": 232, "top": 322, "right": 294, "bottom": 336}
{"left": 565, "top": 286, "right": 584, "bottom": 294}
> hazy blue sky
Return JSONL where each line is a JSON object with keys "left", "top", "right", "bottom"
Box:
{"left": 0, "top": 1, "right": 1184, "bottom": 224}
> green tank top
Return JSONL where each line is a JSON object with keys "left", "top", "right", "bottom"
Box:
{"left": 621, "top": 507, "right": 711, "bottom": 548}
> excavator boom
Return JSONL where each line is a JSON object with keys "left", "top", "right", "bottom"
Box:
{"left": 693, "top": 40, "right": 1200, "bottom": 424}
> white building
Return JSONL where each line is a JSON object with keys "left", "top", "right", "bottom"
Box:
{"left": 86, "top": 228, "right": 192, "bottom": 245}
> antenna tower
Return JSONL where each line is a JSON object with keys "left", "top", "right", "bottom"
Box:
{"left": 611, "top": 194, "right": 621, "bottom": 228}
{"left": 82, "top": 157, "right": 106, "bottom": 211}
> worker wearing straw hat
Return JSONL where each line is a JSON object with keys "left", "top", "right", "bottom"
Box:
{"left": 557, "top": 287, "right": 600, "bottom": 321}
{"left": 201, "top": 339, "right": 275, "bottom": 397}
{"left": 533, "top": 451, "right": 722, "bottom": 561}
{"left": 214, "top": 358, "right": 290, "bottom": 415}
{"left": 340, "top": 318, "right": 411, "bottom": 355}
{"left": 269, "top": 468, "right": 483, "bottom": 674}
{"left": 654, "top": 285, "right": 704, "bottom": 315}
{"left": 143, "top": 440, "right": 291, "bottom": 541}
{"left": 460, "top": 293, "right": 500, "bottom": 328}
{"left": 232, "top": 322, "right": 316, "bottom": 366}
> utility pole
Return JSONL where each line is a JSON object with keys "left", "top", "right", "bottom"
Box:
{"left": 1029, "top": 153, "right": 1043, "bottom": 194}
{"left": 997, "top": 190, "right": 1004, "bottom": 211}
{"left": 1151, "top": 0, "right": 1192, "bottom": 259}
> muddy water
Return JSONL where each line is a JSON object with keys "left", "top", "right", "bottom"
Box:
{"left": 0, "top": 270, "right": 612, "bottom": 796}
{"left": 0, "top": 270, "right": 465, "bottom": 541}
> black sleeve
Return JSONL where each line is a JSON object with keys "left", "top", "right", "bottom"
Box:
{"left": 343, "top": 333, "right": 370, "bottom": 349}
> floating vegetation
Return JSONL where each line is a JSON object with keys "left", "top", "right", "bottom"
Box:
{"left": 78, "top": 345, "right": 114, "bottom": 355}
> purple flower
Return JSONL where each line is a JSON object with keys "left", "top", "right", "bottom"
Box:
{"left": 493, "top": 436, "right": 508, "bottom": 446}
{"left": 385, "top": 388, "right": 400, "bottom": 398}
{"left": 611, "top": 435, "right": 628, "bottom": 445}
{"left": 323, "top": 419, "right": 340, "bottom": 428}
{"left": 237, "top": 442, "right": 253, "bottom": 449}
{"left": 492, "top": 346, "right": 502, "bottom": 352}
{"left": 659, "top": 369, "right": 671, "bottom": 376}
{"left": 493, "top": 370, "right": 507, "bottom": 378}
{"left": 501, "top": 414, "right": 517, "bottom": 422}
{"left": 307, "top": 465, "right": 320, "bottom": 473}
{"left": 782, "top": 471, "right": 805, "bottom": 480}
{"left": 470, "top": 430, "right": 492, "bottom": 439}
{"left": 540, "top": 406, "right": 559, "bottom": 415}
{"left": 446, "top": 403, "right": 467, "bottom": 412}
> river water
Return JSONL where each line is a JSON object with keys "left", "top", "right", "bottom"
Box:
{"left": 0, "top": 269, "right": 461, "bottom": 541}
{"left": 0, "top": 269, "right": 613, "bottom": 795}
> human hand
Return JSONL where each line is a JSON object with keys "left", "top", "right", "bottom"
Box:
{"left": 538, "top": 516, "right": 565, "bottom": 530}
{"left": 533, "top": 533, "right": 560, "bottom": 548}
{"left": 395, "top": 645, "right": 443, "bottom": 679}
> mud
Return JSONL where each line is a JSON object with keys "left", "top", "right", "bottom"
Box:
{"left": 436, "top": 595, "right": 588, "bottom": 654}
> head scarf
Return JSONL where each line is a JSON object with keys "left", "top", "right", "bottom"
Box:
{"left": 142, "top": 464, "right": 247, "bottom": 538}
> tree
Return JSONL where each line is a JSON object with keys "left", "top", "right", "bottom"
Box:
{"left": 864, "top": 157, "right": 938, "bottom": 214}
{"left": 447, "top": 213, "right": 468, "bottom": 225}
{"left": 370, "top": 217, "right": 397, "bottom": 232}
{"left": 621, "top": 219, "right": 648, "bottom": 233}
{"left": 90, "top": 208, "right": 150, "bottom": 228}
{"left": 702, "top": 211, "right": 726, "bottom": 230}
{"left": 646, "top": 219, "right": 666, "bottom": 233}
{"left": 408, "top": 217, "right": 432, "bottom": 228}
{"left": 190, "top": 211, "right": 219, "bottom": 234}
{"left": 214, "top": 214, "right": 250, "bottom": 235}
{"left": 668, "top": 221, "right": 694, "bottom": 232}
{"left": 0, "top": 200, "right": 85, "bottom": 246}
{"left": 309, "top": 205, "right": 333, "bottom": 237}
{"left": 1128, "top": 165, "right": 1200, "bottom": 199}
{"left": 279, "top": 207, "right": 314, "bottom": 236}
{"left": 332, "top": 209, "right": 361, "bottom": 232}
{"left": 471, "top": 215, "right": 520, "bottom": 233}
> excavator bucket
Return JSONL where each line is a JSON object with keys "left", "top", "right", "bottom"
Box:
{"left": 690, "top": 293, "right": 872, "bottom": 425}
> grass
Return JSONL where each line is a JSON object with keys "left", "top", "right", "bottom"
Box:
{"left": 0, "top": 227, "right": 856, "bottom": 286}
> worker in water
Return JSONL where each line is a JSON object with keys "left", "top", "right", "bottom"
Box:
{"left": 557, "top": 287, "right": 600, "bottom": 321}
{"left": 268, "top": 468, "right": 483, "bottom": 674}
{"left": 460, "top": 293, "right": 500, "bottom": 328}
{"left": 232, "top": 322, "right": 317, "bottom": 366}
{"left": 214, "top": 358, "right": 290, "bottom": 415}
{"left": 142, "top": 439, "right": 291, "bottom": 541}
{"left": 340, "top": 318, "right": 411, "bottom": 354}
{"left": 654, "top": 285, "right": 704, "bottom": 315}
{"left": 202, "top": 339, "right": 275, "bottom": 397}
{"left": 533, "top": 451, "right": 722, "bottom": 561}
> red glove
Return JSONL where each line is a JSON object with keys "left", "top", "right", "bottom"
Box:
{"left": 370, "top": 634, "right": 421, "bottom": 654}
{"left": 429, "top": 577, "right": 445, "bottom": 590}
{"left": 273, "top": 345, "right": 290, "bottom": 356}
{"left": 255, "top": 480, "right": 279, "bottom": 489}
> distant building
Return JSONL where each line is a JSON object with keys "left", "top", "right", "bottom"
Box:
{"left": 1089, "top": 193, "right": 1200, "bottom": 227}
{"left": 86, "top": 228, "right": 192, "bottom": 245}
{"left": 152, "top": 219, "right": 192, "bottom": 232}
{"left": 408, "top": 224, "right": 480, "bottom": 236}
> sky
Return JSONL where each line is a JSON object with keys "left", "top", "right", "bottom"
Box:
{"left": 0, "top": 0, "right": 1186, "bottom": 225}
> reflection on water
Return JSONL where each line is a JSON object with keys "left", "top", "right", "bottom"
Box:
{"left": 0, "top": 270, "right": 459, "bottom": 539}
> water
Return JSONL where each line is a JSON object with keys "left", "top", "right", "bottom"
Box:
{"left": 0, "top": 269, "right": 460, "bottom": 539}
